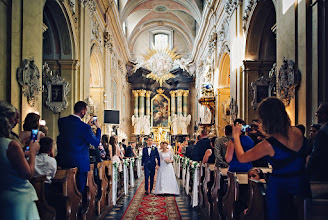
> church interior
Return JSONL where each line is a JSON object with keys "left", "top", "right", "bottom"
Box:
{"left": 1, "top": 0, "right": 328, "bottom": 219}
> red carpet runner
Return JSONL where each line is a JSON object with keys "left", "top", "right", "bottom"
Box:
{"left": 121, "top": 177, "right": 181, "bottom": 220}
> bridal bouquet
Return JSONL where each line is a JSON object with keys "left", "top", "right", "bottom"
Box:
{"left": 164, "top": 159, "right": 172, "bottom": 164}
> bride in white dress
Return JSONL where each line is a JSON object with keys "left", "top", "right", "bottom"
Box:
{"left": 154, "top": 143, "right": 180, "bottom": 195}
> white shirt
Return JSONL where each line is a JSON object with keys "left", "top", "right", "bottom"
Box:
{"left": 147, "top": 145, "right": 153, "bottom": 156}
{"left": 71, "top": 114, "right": 82, "bottom": 120}
{"left": 34, "top": 153, "right": 57, "bottom": 184}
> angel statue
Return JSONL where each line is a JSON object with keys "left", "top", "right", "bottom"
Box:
{"left": 141, "top": 115, "right": 151, "bottom": 135}
{"left": 132, "top": 115, "right": 141, "bottom": 135}
{"left": 179, "top": 114, "right": 191, "bottom": 135}
{"left": 170, "top": 114, "right": 178, "bottom": 135}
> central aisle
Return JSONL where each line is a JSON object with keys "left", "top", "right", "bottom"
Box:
{"left": 105, "top": 174, "right": 202, "bottom": 220}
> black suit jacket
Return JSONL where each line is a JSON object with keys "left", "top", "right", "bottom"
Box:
{"left": 192, "top": 137, "right": 211, "bottom": 161}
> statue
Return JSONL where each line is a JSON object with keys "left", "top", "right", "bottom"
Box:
{"left": 179, "top": 114, "right": 191, "bottom": 135}
{"left": 132, "top": 115, "right": 141, "bottom": 135}
{"left": 141, "top": 115, "right": 151, "bottom": 135}
{"left": 171, "top": 114, "right": 178, "bottom": 135}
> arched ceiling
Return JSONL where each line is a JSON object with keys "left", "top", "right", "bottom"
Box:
{"left": 118, "top": 0, "right": 204, "bottom": 57}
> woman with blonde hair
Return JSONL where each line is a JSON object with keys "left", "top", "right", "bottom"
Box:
{"left": 0, "top": 101, "right": 40, "bottom": 219}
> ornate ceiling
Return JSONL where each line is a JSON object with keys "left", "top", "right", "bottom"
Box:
{"left": 118, "top": 0, "right": 204, "bottom": 58}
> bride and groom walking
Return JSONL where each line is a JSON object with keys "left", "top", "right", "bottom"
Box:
{"left": 141, "top": 137, "right": 180, "bottom": 195}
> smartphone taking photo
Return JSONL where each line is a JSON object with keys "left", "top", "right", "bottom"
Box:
{"left": 30, "top": 129, "right": 38, "bottom": 142}
{"left": 92, "top": 116, "right": 97, "bottom": 123}
{"left": 241, "top": 125, "right": 251, "bottom": 132}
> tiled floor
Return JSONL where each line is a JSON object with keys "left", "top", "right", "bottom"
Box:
{"left": 105, "top": 175, "right": 203, "bottom": 220}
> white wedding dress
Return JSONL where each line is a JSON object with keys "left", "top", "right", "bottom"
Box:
{"left": 154, "top": 151, "right": 180, "bottom": 195}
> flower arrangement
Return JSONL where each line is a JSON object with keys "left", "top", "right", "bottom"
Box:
{"left": 164, "top": 158, "right": 172, "bottom": 164}
{"left": 130, "top": 158, "right": 135, "bottom": 167}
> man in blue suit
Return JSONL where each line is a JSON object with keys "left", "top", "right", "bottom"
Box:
{"left": 57, "top": 101, "right": 101, "bottom": 193}
{"left": 142, "top": 137, "right": 160, "bottom": 195}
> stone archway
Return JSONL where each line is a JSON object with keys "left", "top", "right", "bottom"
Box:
{"left": 42, "top": 0, "right": 77, "bottom": 139}
{"left": 243, "top": 0, "right": 277, "bottom": 123}
{"left": 216, "top": 52, "right": 231, "bottom": 136}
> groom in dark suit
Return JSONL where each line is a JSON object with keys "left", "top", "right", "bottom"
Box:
{"left": 142, "top": 137, "right": 160, "bottom": 195}
{"left": 57, "top": 101, "right": 101, "bottom": 193}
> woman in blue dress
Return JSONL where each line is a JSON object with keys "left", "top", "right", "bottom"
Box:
{"left": 226, "top": 119, "right": 254, "bottom": 172}
{"left": 232, "top": 97, "right": 307, "bottom": 220}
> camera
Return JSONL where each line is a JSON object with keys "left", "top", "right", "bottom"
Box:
{"left": 30, "top": 129, "right": 38, "bottom": 142}
{"left": 92, "top": 116, "right": 97, "bottom": 123}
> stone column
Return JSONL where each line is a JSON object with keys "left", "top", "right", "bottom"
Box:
{"left": 132, "top": 90, "right": 139, "bottom": 116}
{"left": 170, "top": 91, "right": 176, "bottom": 115}
{"left": 183, "top": 90, "right": 189, "bottom": 116}
{"left": 145, "top": 91, "right": 152, "bottom": 116}
{"left": 176, "top": 89, "right": 184, "bottom": 116}
{"left": 138, "top": 90, "right": 146, "bottom": 116}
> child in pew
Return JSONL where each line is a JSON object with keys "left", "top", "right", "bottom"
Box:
{"left": 34, "top": 137, "right": 57, "bottom": 184}
{"left": 248, "top": 168, "right": 265, "bottom": 183}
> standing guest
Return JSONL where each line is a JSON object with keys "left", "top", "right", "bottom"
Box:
{"left": 110, "top": 135, "right": 122, "bottom": 171}
{"left": 138, "top": 143, "right": 143, "bottom": 156}
{"left": 232, "top": 97, "right": 308, "bottom": 220}
{"left": 0, "top": 101, "right": 40, "bottom": 219}
{"left": 308, "top": 124, "right": 321, "bottom": 154}
{"left": 307, "top": 103, "right": 328, "bottom": 181}
{"left": 34, "top": 137, "right": 57, "bottom": 184}
{"left": 142, "top": 137, "right": 160, "bottom": 195}
{"left": 247, "top": 120, "right": 268, "bottom": 167}
{"left": 101, "top": 134, "right": 112, "bottom": 160}
{"left": 10, "top": 107, "right": 20, "bottom": 140}
{"left": 192, "top": 130, "right": 211, "bottom": 162}
{"left": 39, "top": 125, "right": 48, "bottom": 136}
{"left": 185, "top": 140, "right": 195, "bottom": 158}
{"left": 203, "top": 136, "right": 217, "bottom": 164}
{"left": 125, "top": 142, "right": 137, "bottom": 157}
{"left": 226, "top": 119, "right": 254, "bottom": 172}
{"left": 19, "top": 112, "right": 45, "bottom": 149}
{"left": 122, "top": 139, "right": 127, "bottom": 154}
{"left": 181, "top": 138, "right": 188, "bottom": 155}
{"left": 214, "top": 125, "right": 232, "bottom": 168}
{"left": 56, "top": 101, "right": 101, "bottom": 193}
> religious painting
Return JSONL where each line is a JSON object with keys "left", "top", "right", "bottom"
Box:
{"left": 51, "top": 85, "right": 63, "bottom": 102}
{"left": 151, "top": 93, "right": 170, "bottom": 128}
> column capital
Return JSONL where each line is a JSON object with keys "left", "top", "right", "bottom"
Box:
{"left": 145, "top": 91, "right": 152, "bottom": 98}
{"left": 132, "top": 90, "right": 139, "bottom": 97}
{"left": 170, "top": 90, "right": 176, "bottom": 97}
{"left": 176, "top": 89, "right": 184, "bottom": 96}
{"left": 183, "top": 90, "right": 189, "bottom": 96}
{"left": 138, "top": 89, "right": 146, "bottom": 97}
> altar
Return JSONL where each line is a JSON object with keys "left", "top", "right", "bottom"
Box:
{"left": 127, "top": 48, "right": 194, "bottom": 143}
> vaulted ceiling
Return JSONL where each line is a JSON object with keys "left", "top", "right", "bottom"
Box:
{"left": 118, "top": 0, "right": 204, "bottom": 58}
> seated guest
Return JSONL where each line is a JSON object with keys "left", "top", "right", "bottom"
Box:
{"left": 308, "top": 103, "right": 328, "bottom": 181}
{"left": 34, "top": 136, "right": 57, "bottom": 184}
{"left": 19, "top": 112, "right": 45, "bottom": 149}
{"left": 232, "top": 97, "right": 308, "bottom": 220}
{"left": 0, "top": 101, "right": 40, "bottom": 219}
{"left": 225, "top": 119, "right": 254, "bottom": 172}
{"left": 192, "top": 129, "right": 211, "bottom": 162}
{"left": 101, "top": 134, "right": 111, "bottom": 160}
{"left": 214, "top": 125, "right": 232, "bottom": 168}
{"left": 248, "top": 168, "right": 265, "bottom": 182}
{"left": 202, "top": 137, "right": 217, "bottom": 164}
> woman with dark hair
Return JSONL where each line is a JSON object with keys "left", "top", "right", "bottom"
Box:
{"left": 202, "top": 136, "right": 217, "bottom": 164}
{"left": 0, "top": 101, "right": 40, "bottom": 219}
{"left": 225, "top": 119, "right": 254, "bottom": 172}
{"left": 101, "top": 134, "right": 112, "bottom": 160}
{"left": 232, "top": 97, "right": 308, "bottom": 220}
{"left": 19, "top": 113, "right": 45, "bottom": 148}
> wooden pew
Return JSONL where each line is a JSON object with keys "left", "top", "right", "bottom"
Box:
{"left": 117, "top": 171, "right": 124, "bottom": 200}
{"left": 30, "top": 175, "right": 56, "bottom": 220}
{"left": 222, "top": 171, "right": 239, "bottom": 220}
{"left": 202, "top": 164, "right": 211, "bottom": 217}
{"left": 198, "top": 163, "right": 205, "bottom": 207}
{"left": 96, "top": 161, "right": 111, "bottom": 218}
{"left": 239, "top": 179, "right": 265, "bottom": 220}
{"left": 83, "top": 164, "right": 98, "bottom": 220}
{"left": 50, "top": 168, "right": 83, "bottom": 220}
{"left": 211, "top": 167, "right": 222, "bottom": 220}
{"left": 305, "top": 181, "right": 328, "bottom": 220}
